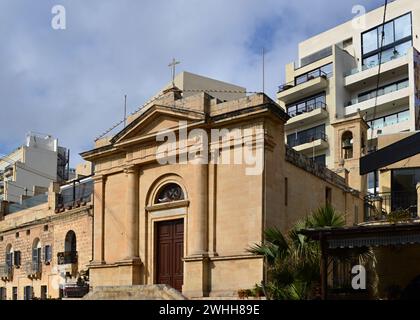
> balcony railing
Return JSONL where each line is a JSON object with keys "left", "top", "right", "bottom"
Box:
{"left": 25, "top": 261, "right": 42, "bottom": 278}
{"left": 57, "top": 251, "right": 78, "bottom": 265}
{"left": 288, "top": 132, "right": 327, "bottom": 148}
{"left": 364, "top": 191, "right": 418, "bottom": 221}
{"left": 62, "top": 283, "right": 89, "bottom": 298}
{"left": 0, "top": 264, "right": 13, "bottom": 281}
{"left": 344, "top": 51, "right": 407, "bottom": 77}
{"left": 347, "top": 80, "right": 409, "bottom": 106}
{"left": 288, "top": 101, "right": 327, "bottom": 118}
{"left": 278, "top": 70, "right": 328, "bottom": 93}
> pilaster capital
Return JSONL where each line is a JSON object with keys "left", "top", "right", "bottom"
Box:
{"left": 124, "top": 165, "right": 144, "bottom": 177}
{"left": 92, "top": 174, "right": 107, "bottom": 184}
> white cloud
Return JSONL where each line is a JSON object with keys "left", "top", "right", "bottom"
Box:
{"left": 0, "top": 0, "right": 384, "bottom": 164}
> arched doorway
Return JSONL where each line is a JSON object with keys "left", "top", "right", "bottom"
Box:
{"left": 153, "top": 183, "right": 185, "bottom": 292}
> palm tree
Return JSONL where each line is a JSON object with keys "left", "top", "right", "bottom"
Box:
{"left": 249, "top": 204, "right": 367, "bottom": 300}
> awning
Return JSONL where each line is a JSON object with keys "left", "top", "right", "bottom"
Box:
{"left": 301, "top": 222, "right": 420, "bottom": 249}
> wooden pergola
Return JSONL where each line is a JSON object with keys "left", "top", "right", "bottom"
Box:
{"left": 300, "top": 222, "right": 420, "bottom": 300}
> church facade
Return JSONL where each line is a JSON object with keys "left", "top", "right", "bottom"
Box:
{"left": 81, "top": 88, "right": 364, "bottom": 298}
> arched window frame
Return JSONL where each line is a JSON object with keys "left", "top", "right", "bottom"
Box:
{"left": 342, "top": 131, "right": 354, "bottom": 160}
{"left": 154, "top": 183, "right": 185, "bottom": 204}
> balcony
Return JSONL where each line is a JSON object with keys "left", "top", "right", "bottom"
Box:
{"left": 344, "top": 51, "right": 408, "bottom": 78}
{"left": 368, "top": 118, "right": 411, "bottom": 139}
{"left": 288, "top": 132, "right": 328, "bottom": 154}
{"left": 4, "top": 166, "right": 13, "bottom": 178}
{"left": 286, "top": 102, "right": 328, "bottom": 130}
{"left": 57, "top": 251, "right": 78, "bottom": 265}
{"left": 57, "top": 251, "right": 78, "bottom": 275}
{"left": 345, "top": 85, "right": 410, "bottom": 117}
{"left": 26, "top": 261, "right": 42, "bottom": 279}
{"left": 364, "top": 191, "right": 418, "bottom": 222}
{"left": 0, "top": 264, "right": 13, "bottom": 281}
{"left": 277, "top": 71, "right": 329, "bottom": 104}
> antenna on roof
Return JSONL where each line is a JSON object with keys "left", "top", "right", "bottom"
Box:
{"left": 262, "top": 48, "right": 265, "bottom": 94}
{"left": 123, "top": 94, "right": 127, "bottom": 128}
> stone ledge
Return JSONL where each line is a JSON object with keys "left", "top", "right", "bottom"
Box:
{"left": 83, "top": 284, "right": 187, "bottom": 300}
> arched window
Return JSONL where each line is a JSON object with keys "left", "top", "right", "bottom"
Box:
{"left": 5, "top": 244, "right": 13, "bottom": 268}
{"left": 342, "top": 131, "right": 354, "bottom": 159}
{"left": 32, "top": 238, "right": 42, "bottom": 272}
{"left": 65, "top": 231, "right": 77, "bottom": 253}
{"left": 61, "top": 230, "right": 78, "bottom": 265}
{"left": 155, "top": 183, "right": 184, "bottom": 204}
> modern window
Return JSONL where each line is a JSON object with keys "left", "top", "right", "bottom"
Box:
{"left": 368, "top": 109, "right": 410, "bottom": 130}
{"left": 286, "top": 92, "right": 326, "bottom": 117}
{"left": 287, "top": 124, "right": 326, "bottom": 148}
{"left": 12, "top": 287, "right": 17, "bottom": 300}
{"left": 300, "top": 46, "right": 332, "bottom": 67}
{"left": 362, "top": 13, "right": 412, "bottom": 69}
{"left": 349, "top": 78, "right": 409, "bottom": 106}
{"left": 295, "top": 63, "right": 333, "bottom": 86}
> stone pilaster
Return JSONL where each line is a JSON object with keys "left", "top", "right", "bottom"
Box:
{"left": 91, "top": 175, "right": 106, "bottom": 265}
{"left": 124, "top": 165, "right": 140, "bottom": 260}
{"left": 190, "top": 159, "right": 208, "bottom": 256}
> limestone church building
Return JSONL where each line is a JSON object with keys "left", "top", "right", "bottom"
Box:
{"left": 81, "top": 73, "right": 364, "bottom": 298}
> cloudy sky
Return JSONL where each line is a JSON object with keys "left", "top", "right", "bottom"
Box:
{"left": 0, "top": 0, "right": 384, "bottom": 165}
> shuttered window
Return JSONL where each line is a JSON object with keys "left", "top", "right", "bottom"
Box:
{"left": 13, "top": 251, "right": 21, "bottom": 267}
{"left": 44, "top": 245, "right": 52, "bottom": 263}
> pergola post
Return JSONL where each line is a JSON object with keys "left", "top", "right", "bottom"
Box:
{"left": 417, "top": 183, "right": 420, "bottom": 218}
{"left": 320, "top": 234, "right": 328, "bottom": 300}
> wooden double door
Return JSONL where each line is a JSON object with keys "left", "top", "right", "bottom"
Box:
{"left": 155, "top": 219, "right": 184, "bottom": 292}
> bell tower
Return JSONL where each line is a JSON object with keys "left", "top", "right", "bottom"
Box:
{"left": 331, "top": 113, "right": 369, "bottom": 194}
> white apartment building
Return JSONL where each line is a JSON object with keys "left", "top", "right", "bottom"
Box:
{"left": 277, "top": 0, "right": 420, "bottom": 180}
{"left": 0, "top": 133, "right": 69, "bottom": 204}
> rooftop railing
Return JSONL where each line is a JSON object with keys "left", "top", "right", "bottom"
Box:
{"left": 278, "top": 70, "right": 328, "bottom": 93}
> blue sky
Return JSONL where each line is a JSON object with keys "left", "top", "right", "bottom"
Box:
{"left": 0, "top": 0, "right": 384, "bottom": 165}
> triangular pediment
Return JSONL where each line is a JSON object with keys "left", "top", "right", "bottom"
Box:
{"left": 112, "top": 104, "right": 205, "bottom": 146}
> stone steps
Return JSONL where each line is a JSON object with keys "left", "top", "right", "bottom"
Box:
{"left": 83, "top": 284, "right": 187, "bottom": 300}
